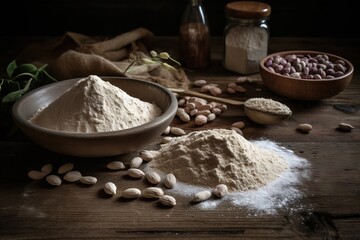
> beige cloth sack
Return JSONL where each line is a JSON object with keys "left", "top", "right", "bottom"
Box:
{"left": 18, "top": 28, "right": 189, "bottom": 89}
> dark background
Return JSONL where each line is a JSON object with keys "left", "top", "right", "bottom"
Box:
{"left": 0, "top": 0, "right": 357, "bottom": 38}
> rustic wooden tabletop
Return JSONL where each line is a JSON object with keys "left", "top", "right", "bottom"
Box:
{"left": 0, "top": 36, "right": 359, "bottom": 239}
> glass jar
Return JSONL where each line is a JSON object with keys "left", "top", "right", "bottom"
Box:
{"left": 179, "top": 0, "right": 211, "bottom": 70}
{"left": 223, "top": 1, "right": 271, "bottom": 75}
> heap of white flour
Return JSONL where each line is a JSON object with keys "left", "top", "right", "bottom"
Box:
{"left": 29, "top": 75, "right": 161, "bottom": 133}
{"left": 149, "top": 129, "right": 289, "bottom": 191}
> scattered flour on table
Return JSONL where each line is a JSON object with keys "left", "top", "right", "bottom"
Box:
{"left": 29, "top": 75, "right": 161, "bottom": 133}
{"left": 146, "top": 128, "right": 310, "bottom": 214}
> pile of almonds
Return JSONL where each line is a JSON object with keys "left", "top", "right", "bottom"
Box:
{"left": 28, "top": 162, "right": 97, "bottom": 186}
{"left": 102, "top": 149, "right": 229, "bottom": 207}
{"left": 27, "top": 139, "right": 231, "bottom": 208}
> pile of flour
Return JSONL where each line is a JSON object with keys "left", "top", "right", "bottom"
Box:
{"left": 149, "top": 129, "right": 288, "bottom": 191}
{"left": 29, "top": 75, "right": 161, "bottom": 133}
{"left": 224, "top": 26, "right": 268, "bottom": 74}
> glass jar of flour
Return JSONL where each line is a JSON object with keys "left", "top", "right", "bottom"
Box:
{"left": 223, "top": 1, "right": 271, "bottom": 74}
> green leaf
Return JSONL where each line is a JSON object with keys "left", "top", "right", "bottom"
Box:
{"left": 0, "top": 79, "right": 4, "bottom": 93}
{"left": 6, "top": 60, "right": 17, "bottom": 78}
{"left": 1, "top": 78, "right": 32, "bottom": 104}
{"left": 12, "top": 72, "right": 34, "bottom": 82}
{"left": 31, "top": 64, "right": 56, "bottom": 88}
{"left": 0, "top": 80, "right": 20, "bottom": 100}
{"left": 12, "top": 63, "right": 38, "bottom": 77}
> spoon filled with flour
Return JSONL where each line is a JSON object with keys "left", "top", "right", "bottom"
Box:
{"left": 29, "top": 75, "right": 161, "bottom": 133}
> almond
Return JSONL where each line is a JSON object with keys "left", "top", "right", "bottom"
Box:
{"left": 41, "top": 163, "right": 53, "bottom": 175}
{"left": 213, "top": 184, "right": 228, "bottom": 198}
{"left": 127, "top": 168, "right": 145, "bottom": 179}
{"left": 297, "top": 123, "right": 312, "bottom": 133}
{"left": 63, "top": 171, "right": 82, "bottom": 182}
{"left": 231, "top": 121, "right": 245, "bottom": 129}
{"left": 104, "top": 182, "right": 117, "bottom": 195}
{"left": 159, "top": 195, "right": 177, "bottom": 207}
{"left": 46, "top": 175, "right": 62, "bottom": 186}
{"left": 164, "top": 173, "right": 176, "bottom": 189}
{"left": 58, "top": 163, "right": 74, "bottom": 174}
{"left": 79, "top": 176, "right": 97, "bottom": 185}
{"left": 106, "top": 161, "right": 126, "bottom": 170}
{"left": 142, "top": 187, "right": 164, "bottom": 198}
{"left": 121, "top": 188, "right": 142, "bottom": 199}
{"left": 170, "top": 127, "right": 186, "bottom": 136}
{"left": 146, "top": 171, "right": 161, "bottom": 185}
{"left": 140, "top": 150, "right": 160, "bottom": 162}
{"left": 338, "top": 122, "right": 354, "bottom": 132}
{"left": 192, "top": 190, "right": 211, "bottom": 202}
{"left": 28, "top": 170, "right": 47, "bottom": 180}
{"left": 130, "top": 157, "right": 143, "bottom": 168}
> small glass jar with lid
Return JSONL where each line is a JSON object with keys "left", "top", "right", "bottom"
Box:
{"left": 223, "top": 1, "right": 271, "bottom": 75}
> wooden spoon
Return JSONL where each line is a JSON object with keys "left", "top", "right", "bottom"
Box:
{"left": 168, "top": 88, "right": 291, "bottom": 125}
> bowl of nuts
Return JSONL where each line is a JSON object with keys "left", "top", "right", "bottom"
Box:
{"left": 259, "top": 50, "right": 354, "bottom": 101}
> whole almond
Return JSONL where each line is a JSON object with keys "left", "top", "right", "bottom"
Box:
{"left": 127, "top": 168, "right": 145, "bottom": 179}
{"left": 231, "top": 121, "right": 245, "bottom": 129}
{"left": 41, "top": 164, "right": 53, "bottom": 175}
{"left": 178, "top": 111, "right": 191, "bottom": 122}
{"left": 140, "top": 150, "right": 160, "bottom": 162}
{"left": 159, "top": 195, "right": 177, "bottom": 207}
{"left": 142, "top": 187, "right": 164, "bottom": 198}
{"left": 338, "top": 122, "right": 355, "bottom": 132}
{"left": 28, "top": 170, "right": 47, "bottom": 180}
{"left": 209, "top": 86, "right": 222, "bottom": 96}
{"left": 195, "top": 115, "right": 208, "bottom": 126}
{"left": 213, "top": 184, "right": 228, "bottom": 198}
{"left": 58, "top": 163, "right": 74, "bottom": 174}
{"left": 207, "top": 113, "right": 216, "bottom": 122}
{"left": 192, "top": 190, "right": 211, "bottom": 202}
{"left": 46, "top": 175, "right": 62, "bottom": 186}
{"left": 63, "top": 171, "right": 82, "bottom": 182}
{"left": 170, "top": 127, "right": 186, "bottom": 136}
{"left": 164, "top": 173, "right": 176, "bottom": 189}
{"left": 297, "top": 123, "right": 312, "bottom": 133}
{"left": 130, "top": 157, "right": 143, "bottom": 168}
{"left": 106, "top": 161, "right": 126, "bottom": 170}
{"left": 80, "top": 176, "right": 97, "bottom": 185}
{"left": 146, "top": 171, "right": 161, "bottom": 185}
{"left": 121, "top": 188, "right": 142, "bottom": 199}
{"left": 104, "top": 182, "right": 117, "bottom": 195}
{"left": 193, "top": 79, "right": 207, "bottom": 87}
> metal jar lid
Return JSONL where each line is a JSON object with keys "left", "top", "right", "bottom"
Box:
{"left": 225, "top": 1, "right": 271, "bottom": 19}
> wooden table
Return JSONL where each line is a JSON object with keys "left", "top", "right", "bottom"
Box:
{"left": 1, "top": 36, "right": 359, "bottom": 239}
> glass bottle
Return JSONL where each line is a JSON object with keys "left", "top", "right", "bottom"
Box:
{"left": 179, "top": 0, "right": 211, "bottom": 70}
{"left": 223, "top": 1, "right": 271, "bottom": 75}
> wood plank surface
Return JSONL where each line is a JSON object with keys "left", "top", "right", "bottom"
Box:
{"left": 0, "top": 36, "right": 359, "bottom": 239}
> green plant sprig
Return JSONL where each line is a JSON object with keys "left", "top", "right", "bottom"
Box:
{"left": 123, "top": 50, "right": 181, "bottom": 74}
{"left": 0, "top": 60, "right": 57, "bottom": 138}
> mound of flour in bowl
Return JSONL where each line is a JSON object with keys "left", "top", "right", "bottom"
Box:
{"left": 29, "top": 75, "right": 161, "bottom": 133}
{"left": 149, "top": 128, "right": 289, "bottom": 191}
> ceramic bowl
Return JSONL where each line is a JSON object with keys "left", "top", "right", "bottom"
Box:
{"left": 12, "top": 76, "right": 177, "bottom": 157}
{"left": 259, "top": 50, "right": 354, "bottom": 101}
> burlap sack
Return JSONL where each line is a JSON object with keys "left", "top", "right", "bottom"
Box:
{"left": 17, "top": 28, "right": 189, "bottom": 89}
